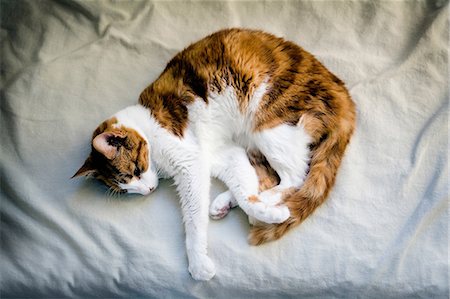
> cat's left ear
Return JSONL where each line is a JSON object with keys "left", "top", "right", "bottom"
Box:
{"left": 72, "top": 157, "right": 96, "bottom": 178}
{"left": 93, "top": 131, "right": 126, "bottom": 160}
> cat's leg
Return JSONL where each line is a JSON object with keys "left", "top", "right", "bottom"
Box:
{"left": 173, "top": 157, "right": 216, "bottom": 281}
{"left": 211, "top": 145, "right": 290, "bottom": 224}
{"left": 209, "top": 190, "right": 238, "bottom": 220}
{"left": 254, "top": 124, "right": 311, "bottom": 202}
{"left": 209, "top": 149, "right": 279, "bottom": 220}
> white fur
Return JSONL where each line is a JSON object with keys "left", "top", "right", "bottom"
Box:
{"left": 111, "top": 81, "right": 311, "bottom": 280}
{"left": 118, "top": 170, "right": 158, "bottom": 195}
{"left": 209, "top": 190, "right": 237, "bottom": 220}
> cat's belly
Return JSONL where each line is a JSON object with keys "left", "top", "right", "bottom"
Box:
{"left": 188, "top": 82, "right": 311, "bottom": 157}
{"left": 205, "top": 83, "right": 268, "bottom": 148}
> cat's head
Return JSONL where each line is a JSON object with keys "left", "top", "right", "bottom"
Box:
{"left": 73, "top": 117, "right": 158, "bottom": 195}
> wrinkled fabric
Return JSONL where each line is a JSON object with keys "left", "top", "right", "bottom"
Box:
{"left": 0, "top": 0, "right": 448, "bottom": 298}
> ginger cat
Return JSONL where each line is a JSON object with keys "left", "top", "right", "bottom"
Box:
{"left": 74, "top": 28, "right": 356, "bottom": 281}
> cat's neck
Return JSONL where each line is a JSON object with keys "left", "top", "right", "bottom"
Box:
{"left": 113, "top": 104, "right": 161, "bottom": 145}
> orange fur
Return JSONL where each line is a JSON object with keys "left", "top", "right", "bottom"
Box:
{"left": 247, "top": 150, "right": 280, "bottom": 192}
{"left": 248, "top": 195, "right": 260, "bottom": 203}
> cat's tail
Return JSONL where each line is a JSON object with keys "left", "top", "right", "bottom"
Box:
{"left": 248, "top": 108, "right": 355, "bottom": 245}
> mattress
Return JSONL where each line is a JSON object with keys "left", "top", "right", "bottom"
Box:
{"left": 1, "top": 0, "right": 448, "bottom": 297}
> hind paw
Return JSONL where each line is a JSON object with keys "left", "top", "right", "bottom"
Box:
{"left": 209, "top": 191, "right": 236, "bottom": 220}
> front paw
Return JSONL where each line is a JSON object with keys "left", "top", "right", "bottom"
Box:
{"left": 249, "top": 189, "right": 290, "bottom": 223}
{"left": 253, "top": 202, "right": 290, "bottom": 224}
{"left": 188, "top": 255, "right": 216, "bottom": 281}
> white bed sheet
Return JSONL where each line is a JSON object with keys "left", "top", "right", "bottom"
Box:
{"left": 1, "top": 0, "right": 448, "bottom": 298}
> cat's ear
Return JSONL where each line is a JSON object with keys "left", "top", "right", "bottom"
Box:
{"left": 92, "top": 131, "right": 126, "bottom": 160}
{"left": 72, "top": 157, "right": 96, "bottom": 178}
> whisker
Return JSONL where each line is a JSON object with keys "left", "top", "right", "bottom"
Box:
{"left": 105, "top": 185, "right": 118, "bottom": 200}
{"left": 156, "top": 166, "right": 164, "bottom": 177}
{"left": 108, "top": 189, "right": 115, "bottom": 200}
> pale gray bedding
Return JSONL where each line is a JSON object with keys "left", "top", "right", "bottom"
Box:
{"left": 1, "top": 0, "right": 448, "bottom": 298}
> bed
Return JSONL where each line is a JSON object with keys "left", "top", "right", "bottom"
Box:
{"left": 1, "top": 0, "right": 448, "bottom": 297}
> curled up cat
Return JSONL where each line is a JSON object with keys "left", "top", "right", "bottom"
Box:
{"left": 73, "top": 28, "right": 356, "bottom": 281}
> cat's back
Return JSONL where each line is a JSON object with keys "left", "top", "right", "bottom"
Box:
{"left": 140, "top": 28, "right": 352, "bottom": 137}
{"left": 175, "top": 28, "right": 317, "bottom": 89}
{"left": 187, "top": 28, "right": 350, "bottom": 130}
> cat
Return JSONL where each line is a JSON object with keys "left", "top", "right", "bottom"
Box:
{"left": 73, "top": 28, "right": 356, "bottom": 281}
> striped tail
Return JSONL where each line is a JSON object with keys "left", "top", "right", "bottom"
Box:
{"left": 248, "top": 106, "right": 355, "bottom": 245}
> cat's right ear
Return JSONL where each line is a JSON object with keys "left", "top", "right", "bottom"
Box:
{"left": 72, "top": 157, "right": 96, "bottom": 178}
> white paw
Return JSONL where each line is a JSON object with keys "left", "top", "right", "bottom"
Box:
{"left": 251, "top": 201, "right": 290, "bottom": 224}
{"left": 246, "top": 189, "right": 289, "bottom": 224}
{"left": 209, "top": 191, "right": 236, "bottom": 220}
{"left": 188, "top": 255, "right": 216, "bottom": 281}
{"left": 259, "top": 188, "right": 283, "bottom": 205}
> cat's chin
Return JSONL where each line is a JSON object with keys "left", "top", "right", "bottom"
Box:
{"left": 123, "top": 187, "right": 155, "bottom": 196}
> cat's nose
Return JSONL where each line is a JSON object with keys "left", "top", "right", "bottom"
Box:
{"left": 140, "top": 187, "right": 155, "bottom": 196}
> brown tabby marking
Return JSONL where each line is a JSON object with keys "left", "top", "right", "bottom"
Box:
{"left": 73, "top": 118, "right": 150, "bottom": 193}
{"left": 248, "top": 195, "right": 260, "bottom": 203}
{"left": 247, "top": 150, "right": 280, "bottom": 192}
{"left": 139, "top": 28, "right": 355, "bottom": 244}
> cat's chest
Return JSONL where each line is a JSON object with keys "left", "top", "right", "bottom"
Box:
{"left": 187, "top": 83, "right": 269, "bottom": 150}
